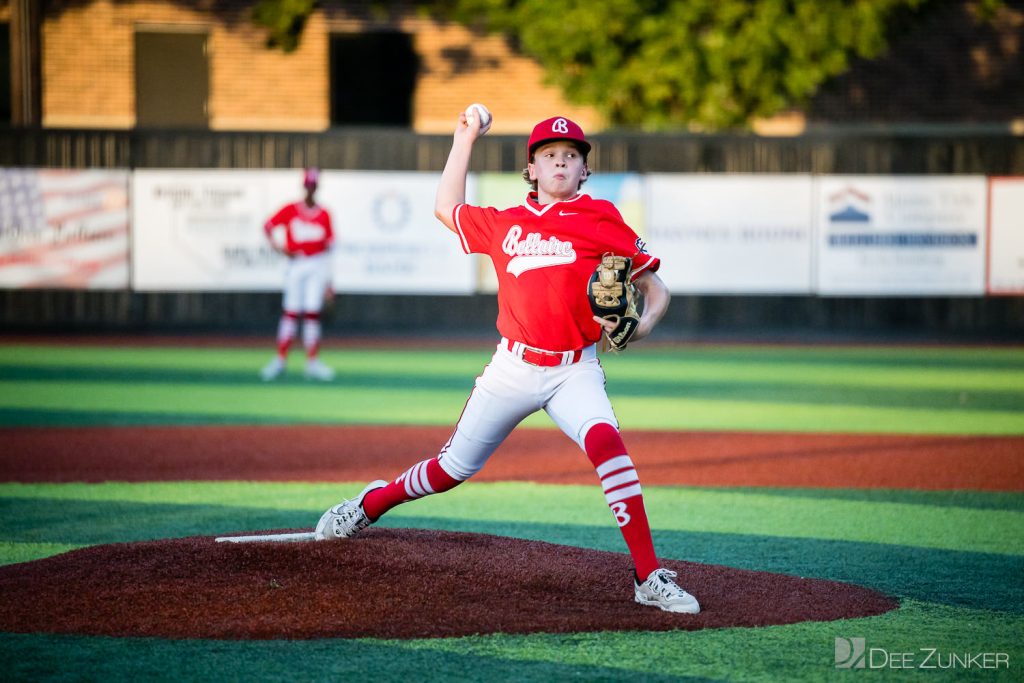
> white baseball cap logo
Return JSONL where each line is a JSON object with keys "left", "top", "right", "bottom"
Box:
{"left": 552, "top": 118, "right": 569, "bottom": 134}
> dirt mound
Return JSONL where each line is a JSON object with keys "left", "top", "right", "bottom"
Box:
{"left": 0, "top": 528, "right": 897, "bottom": 640}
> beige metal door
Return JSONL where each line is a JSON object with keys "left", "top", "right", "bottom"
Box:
{"left": 135, "top": 31, "right": 209, "bottom": 128}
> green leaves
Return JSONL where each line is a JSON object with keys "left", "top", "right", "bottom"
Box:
{"left": 252, "top": 0, "right": 318, "bottom": 52}
{"left": 458, "top": 0, "right": 934, "bottom": 130}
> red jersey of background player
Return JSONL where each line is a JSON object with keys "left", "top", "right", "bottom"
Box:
{"left": 454, "top": 192, "right": 659, "bottom": 351}
{"left": 264, "top": 202, "right": 333, "bottom": 257}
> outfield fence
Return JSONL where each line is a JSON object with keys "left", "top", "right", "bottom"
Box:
{"left": 1, "top": 127, "right": 1023, "bottom": 339}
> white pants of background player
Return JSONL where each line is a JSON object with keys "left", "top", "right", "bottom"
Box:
{"left": 276, "top": 252, "right": 331, "bottom": 356}
{"left": 283, "top": 252, "right": 331, "bottom": 314}
{"left": 437, "top": 341, "right": 616, "bottom": 480}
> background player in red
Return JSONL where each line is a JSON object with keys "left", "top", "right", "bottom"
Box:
{"left": 260, "top": 168, "right": 336, "bottom": 382}
{"left": 315, "top": 113, "right": 699, "bottom": 613}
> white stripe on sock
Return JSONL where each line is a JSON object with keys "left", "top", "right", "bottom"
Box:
{"left": 403, "top": 463, "right": 423, "bottom": 498}
{"left": 412, "top": 462, "right": 429, "bottom": 497}
{"left": 601, "top": 469, "right": 638, "bottom": 492}
{"left": 417, "top": 461, "right": 435, "bottom": 495}
{"left": 605, "top": 483, "right": 643, "bottom": 505}
{"left": 595, "top": 455, "right": 633, "bottom": 478}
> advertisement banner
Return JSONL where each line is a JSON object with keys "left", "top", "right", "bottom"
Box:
{"left": 646, "top": 174, "right": 814, "bottom": 293}
{"left": 987, "top": 177, "right": 1024, "bottom": 294}
{"left": 815, "top": 176, "right": 987, "bottom": 295}
{"left": 132, "top": 169, "right": 296, "bottom": 291}
{"left": 0, "top": 168, "right": 130, "bottom": 289}
{"left": 132, "top": 170, "right": 475, "bottom": 294}
{"left": 326, "top": 171, "right": 475, "bottom": 295}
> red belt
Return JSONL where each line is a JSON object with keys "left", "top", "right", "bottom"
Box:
{"left": 505, "top": 339, "right": 583, "bottom": 367}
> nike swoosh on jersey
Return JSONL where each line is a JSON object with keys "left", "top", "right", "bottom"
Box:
{"left": 506, "top": 253, "right": 577, "bottom": 277}
{"left": 558, "top": 210, "right": 578, "bottom": 216}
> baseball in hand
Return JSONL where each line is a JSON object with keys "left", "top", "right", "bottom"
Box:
{"left": 465, "top": 103, "right": 492, "bottom": 135}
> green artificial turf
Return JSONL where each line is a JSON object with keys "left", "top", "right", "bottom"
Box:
{"left": 1, "top": 341, "right": 1022, "bottom": 681}
{"left": 1, "top": 343, "right": 1022, "bottom": 433}
{"left": 1, "top": 483, "right": 1022, "bottom": 681}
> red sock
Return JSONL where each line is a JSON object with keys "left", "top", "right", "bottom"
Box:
{"left": 362, "top": 457, "right": 462, "bottom": 521}
{"left": 584, "top": 422, "right": 659, "bottom": 580}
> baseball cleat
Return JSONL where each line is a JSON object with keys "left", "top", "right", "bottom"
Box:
{"left": 634, "top": 568, "right": 701, "bottom": 614}
{"left": 260, "top": 357, "right": 285, "bottom": 381}
{"left": 304, "top": 359, "right": 335, "bottom": 381}
{"left": 315, "top": 480, "right": 388, "bottom": 540}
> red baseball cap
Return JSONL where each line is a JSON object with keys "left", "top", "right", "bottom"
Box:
{"left": 527, "top": 116, "right": 591, "bottom": 158}
{"left": 303, "top": 168, "right": 320, "bottom": 188}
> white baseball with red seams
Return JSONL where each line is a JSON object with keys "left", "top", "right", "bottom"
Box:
{"left": 465, "top": 103, "right": 492, "bottom": 135}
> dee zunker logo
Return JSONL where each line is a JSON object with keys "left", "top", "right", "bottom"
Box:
{"left": 835, "top": 637, "right": 1010, "bottom": 670}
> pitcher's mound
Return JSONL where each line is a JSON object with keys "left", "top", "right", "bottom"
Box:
{"left": 0, "top": 528, "right": 897, "bottom": 639}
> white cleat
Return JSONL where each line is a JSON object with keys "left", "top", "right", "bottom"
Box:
{"left": 304, "top": 359, "right": 336, "bottom": 381}
{"left": 314, "top": 480, "right": 388, "bottom": 540}
{"left": 260, "top": 357, "right": 285, "bottom": 381}
{"left": 634, "top": 568, "right": 701, "bottom": 614}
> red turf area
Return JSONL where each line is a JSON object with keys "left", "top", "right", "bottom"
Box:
{"left": 3, "top": 425, "right": 1021, "bottom": 490}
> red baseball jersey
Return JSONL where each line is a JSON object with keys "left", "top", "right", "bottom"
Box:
{"left": 264, "top": 202, "right": 334, "bottom": 257}
{"left": 454, "top": 192, "right": 660, "bottom": 351}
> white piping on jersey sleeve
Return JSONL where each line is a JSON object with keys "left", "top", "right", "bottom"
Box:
{"left": 630, "top": 256, "right": 660, "bottom": 282}
{"left": 452, "top": 204, "right": 472, "bottom": 254}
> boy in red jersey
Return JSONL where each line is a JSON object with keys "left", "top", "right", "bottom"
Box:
{"left": 316, "top": 114, "right": 699, "bottom": 613}
{"left": 260, "top": 169, "right": 336, "bottom": 382}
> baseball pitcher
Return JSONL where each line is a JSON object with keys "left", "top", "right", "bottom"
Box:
{"left": 316, "top": 112, "right": 699, "bottom": 613}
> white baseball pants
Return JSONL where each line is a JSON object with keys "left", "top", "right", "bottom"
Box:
{"left": 437, "top": 340, "right": 618, "bottom": 481}
{"left": 282, "top": 252, "right": 331, "bottom": 313}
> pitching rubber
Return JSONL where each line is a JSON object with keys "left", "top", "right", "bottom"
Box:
{"left": 215, "top": 531, "right": 317, "bottom": 543}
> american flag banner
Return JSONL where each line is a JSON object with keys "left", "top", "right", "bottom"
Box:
{"left": 0, "top": 168, "right": 130, "bottom": 289}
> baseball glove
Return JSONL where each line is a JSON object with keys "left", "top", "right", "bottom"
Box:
{"left": 587, "top": 253, "right": 640, "bottom": 351}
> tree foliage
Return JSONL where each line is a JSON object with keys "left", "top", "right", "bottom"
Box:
{"left": 252, "top": 0, "right": 1005, "bottom": 130}
{"left": 252, "top": 0, "right": 317, "bottom": 52}
{"left": 446, "top": 0, "right": 942, "bottom": 130}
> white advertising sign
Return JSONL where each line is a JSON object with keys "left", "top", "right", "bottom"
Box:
{"left": 815, "top": 176, "right": 987, "bottom": 295}
{"left": 987, "top": 177, "right": 1024, "bottom": 294}
{"left": 132, "top": 170, "right": 475, "bottom": 294}
{"left": 646, "top": 174, "right": 814, "bottom": 293}
{"left": 0, "top": 168, "right": 129, "bottom": 289}
{"left": 326, "top": 171, "right": 475, "bottom": 294}
{"left": 132, "top": 169, "right": 296, "bottom": 291}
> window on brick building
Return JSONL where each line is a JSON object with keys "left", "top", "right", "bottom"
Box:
{"left": 135, "top": 31, "right": 209, "bottom": 128}
{"left": 0, "top": 24, "right": 10, "bottom": 124}
{"left": 330, "top": 32, "right": 417, "bottom": 127}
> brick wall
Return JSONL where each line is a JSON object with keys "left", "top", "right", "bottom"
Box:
{"left": 39, "top": 0, "right": 600, "bottom": 134}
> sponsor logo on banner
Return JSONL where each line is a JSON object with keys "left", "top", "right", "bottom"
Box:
{"left": 828, "top": 186, "right": 872, "bottom": 223}
{"left": 826, "top": 184, "right": 977, "bottom": 248}
{"left": 372, "top": 191, "right": 411, "bottom": 233}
